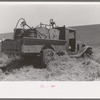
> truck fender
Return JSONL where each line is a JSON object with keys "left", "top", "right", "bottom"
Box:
{"left": 70, "top": 46, "right": 93, "bottom": 58}
{"left": 40, "top": 45, "right": 54, "bottom": 54}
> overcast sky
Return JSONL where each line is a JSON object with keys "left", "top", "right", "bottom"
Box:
{"left": 0, "top": 2, "right": 100, "bottom": 33}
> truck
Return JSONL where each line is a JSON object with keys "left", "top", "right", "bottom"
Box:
{"left": 1, "top": 18, "right": 93, "bottom": 67}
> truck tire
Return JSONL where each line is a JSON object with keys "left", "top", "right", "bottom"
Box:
{"left": 83, "top": 48, "right": 93, "bottom": 58}
{"left": 42, "top": 49, "right": 55, "bottom": 67}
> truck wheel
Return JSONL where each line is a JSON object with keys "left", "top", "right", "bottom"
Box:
{"left": 83, "top": 48, "right": 93, "bottom": 58}
{"left": 42, "top": 49, "right": 55, "bottom": 67}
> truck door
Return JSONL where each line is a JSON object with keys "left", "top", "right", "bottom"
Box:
{"left": 69, "top": 30, "right": 76, "bottom": 52}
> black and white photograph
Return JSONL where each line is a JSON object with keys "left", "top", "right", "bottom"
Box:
{"left": 0, "top": 2, "right": 100, "bottom": 81}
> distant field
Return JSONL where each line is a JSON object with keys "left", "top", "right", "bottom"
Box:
{"left": 72, "top": 24, "right": 100, "bottom": 46}
{"left": 0, "top": 32, "right": 13, "bottom": 39}
{"left": 0, "top": 24, "right": 100, "bottom": 47}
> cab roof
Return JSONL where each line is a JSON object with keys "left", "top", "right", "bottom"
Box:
{"left": 66, "top": 27, "right": 76, "bottom": 31}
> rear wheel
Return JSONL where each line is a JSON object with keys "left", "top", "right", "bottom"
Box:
{"left": 42, "top": 49, "right": 55, "bottom": 67}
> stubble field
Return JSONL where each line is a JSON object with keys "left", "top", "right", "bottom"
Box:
{"left": 0, "top": 46, "right": 99, "bottom": 81}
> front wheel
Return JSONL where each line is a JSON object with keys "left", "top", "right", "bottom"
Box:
{"left": 42, "top": 49, "right": 55, "bottom": 67}
{"left": 83, "top": 48, "right": 93, "bottom": 58}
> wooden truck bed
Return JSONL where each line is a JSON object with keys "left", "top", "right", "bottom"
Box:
{"left": 2, "top": 38, "right": 67, "bottom": 55}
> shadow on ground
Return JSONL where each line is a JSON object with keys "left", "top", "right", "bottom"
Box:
{"left": 0, "top": 56, "right": 46, "bottom": 73}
